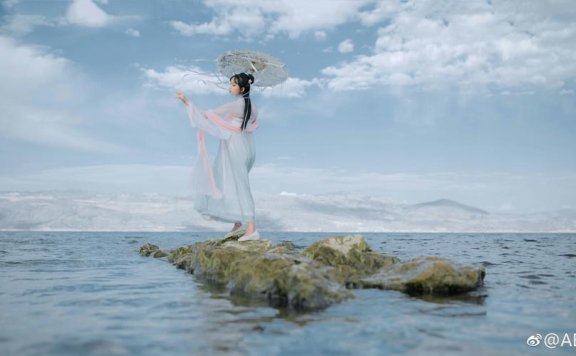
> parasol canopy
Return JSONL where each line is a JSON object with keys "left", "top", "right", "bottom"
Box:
{"left": 216, "top": 49, "right": 288, "bottom": 88}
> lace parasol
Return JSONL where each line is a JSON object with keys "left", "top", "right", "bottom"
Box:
{"left": 216, "top": 49, "right": 288, "bottom": 88}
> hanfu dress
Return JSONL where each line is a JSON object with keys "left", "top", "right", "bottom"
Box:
{"left": 184, "top": 98, "right": 258, "bottom": 224}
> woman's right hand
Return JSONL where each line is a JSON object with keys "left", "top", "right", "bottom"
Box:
{"left": 176, "top": 92, "right": 190, "bottom": 106}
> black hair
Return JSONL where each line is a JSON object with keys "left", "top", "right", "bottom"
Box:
{"left": 230, "top": 73, "right": 255, "bottom": 131}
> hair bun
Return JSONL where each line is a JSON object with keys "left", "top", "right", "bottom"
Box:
{"left": 248, "top": 74, "right": 255, "bottom": 84}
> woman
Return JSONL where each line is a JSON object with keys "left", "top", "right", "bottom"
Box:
{"left": 176, "top": 73, "right": 259, "bottom": 241}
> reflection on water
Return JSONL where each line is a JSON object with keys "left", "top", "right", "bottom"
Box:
{"left": 0, "top": 231, "right": 575, "bottom": 355}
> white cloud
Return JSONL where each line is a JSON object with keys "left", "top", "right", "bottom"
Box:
{"left": 357, "top": 1, "right": 403, "bottom": 26}
{"left": 0, "top": 35, "right": 123, "bottom": 152}
{"left": 0, "top": 15, "right": 52, "bottom": 35}
{"left": 2, "top": 0, "right": 140, "bottom": 34}
{"left": 170, "top": 19, "right": 232, "bottom": 36}
{"left": 322, "top": 0, "right": 576, "bottom": 91}
{"left": 259, "top": 77, "right": 321, "bottom": 98}
{"left": 171, "top": 0, "right": 374, "bottom": 38}
{"left": 0, "top": 164, "right": 191, "bottom": 194}
{"left": 168, "top": 0, "right": 576, "bottom": 90}
{"left": 125, "top": 28, "right": 140, "bottom": 37}
{"left": 314, "top": 31, "right": 327, "bottom": 41}
{"left": 2, "top": 0, "right": 20, "bottom": 8}
{"left": 337, "top": 39, "right": 354, "bottom": 53}
{"left": 141, "top": 65, "right": 319, "bottom": 98}
{"left": 66, "top": 0, "right": 112, "bottom": 28}
{"left": 269, "top": 0, "right": 372, "bottom": 38}
{"left": 169, "top": 0, "right": 271, "bottom": 37}
{"left": 141, "top": 65, "right": 227, "bottom": 95}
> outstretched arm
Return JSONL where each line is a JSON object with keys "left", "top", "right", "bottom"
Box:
{"left": 176, "top": 92, "right": 190, "bottom": 106}
{"left": 176, "top": 92, "right": 232, "bottom": 140}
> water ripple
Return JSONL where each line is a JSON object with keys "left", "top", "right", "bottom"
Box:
{"left": 0, "top": 231, "right": 574, "bottom": 356}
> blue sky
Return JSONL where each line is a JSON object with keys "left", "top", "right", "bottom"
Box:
{"left": 0, "top": 0, "right": 575, "bottom": 213}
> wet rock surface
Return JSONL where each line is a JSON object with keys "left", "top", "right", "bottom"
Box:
{"left": 302, "top": 235, "right": 400, "bottom": 286}
{"left": 139, "top": 243, "right": 168, "bottom": 258}
{"left": 140, "top": 234, "right": 485, "bottom": 311}
{"left": 167, "top": 238, "right": 352, "bottom": 310}
{"left": 359, "top": 256, "right": 486, "bottom": 295}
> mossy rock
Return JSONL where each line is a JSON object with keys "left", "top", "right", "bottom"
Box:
{"left": 167, "top": 245, "right": 194, "bottom": 268}
{"left": 146, "top": 238, "right": 352, "bottom": 310}
{"left": 139, "top": 243, "right": 168, "bottom": 258}
{"left": 230, "top": 253, "right": 352, "bottom": 309}
{"left": 302, "top": 235, "right": 399, "bottom": 284}
{"left": 268, "top": 240, "right": 297, "bottom": 254}
{"left": 360, "top": 256, "right": 486, "bottom": 295}
{"left": 141, "top": 235, "right": 487, "bottom": 309}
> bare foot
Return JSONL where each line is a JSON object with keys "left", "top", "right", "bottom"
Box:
{"left": 242, "top": 222, "right": 256, "bottom": 236}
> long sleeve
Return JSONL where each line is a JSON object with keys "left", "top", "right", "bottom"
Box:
{"left": 185, "top": 98, "right": 259, "bottom": 137}
{"left": 186, "top": 99, "right": 243, "bottom": 199}
{"left": 185, "top": 101, "right": 233, "bottom": 140}
{"left": 185, "top": 97, "right": 259, "bottom": 207}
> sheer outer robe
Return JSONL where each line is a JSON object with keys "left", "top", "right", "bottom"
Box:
{"left": 185, "top": 98, "right": 258, "bottom": 223}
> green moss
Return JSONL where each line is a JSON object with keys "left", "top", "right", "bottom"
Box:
{"left": 360, "top": 256, "right": 485, "bottom": 295}
{"left": 144, "top": 238, "right": 352, "bottom": 310}
{"left": 141, "top": 235, "right": 486, "bottom": 310}
{"left": 139, "top": 243, "right": 168, "bottom": 258}
{"left": 303, "top": 235, "right": 399, "bottom": 284}
{"left": 230, "top": 253, "right": 353, "bottom": 309}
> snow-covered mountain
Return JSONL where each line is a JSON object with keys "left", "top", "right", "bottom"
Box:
{"left": 0, "top": 191, "right": 574, "bottom": 232}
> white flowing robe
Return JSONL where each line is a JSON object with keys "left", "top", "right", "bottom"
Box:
{"left": 185, "top": 98, "right": 258, "bottom": 223}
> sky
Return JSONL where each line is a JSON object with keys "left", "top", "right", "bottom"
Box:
{"left": 0, "top": 0, "right": 575, "bottom": 214}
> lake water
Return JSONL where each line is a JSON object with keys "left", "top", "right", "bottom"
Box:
{"left": 1, "top": 232, "right": 575, "bottom": 355}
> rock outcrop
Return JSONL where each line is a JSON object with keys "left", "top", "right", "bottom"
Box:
{"left": 302, "top": 235, "right": 400, "bottom": 286}
{"left": 359, "top": 256, "right": 486, "bottom": 295}
{"left": 143, "top": 238, "right": 353, "bottom": 311}
{"left": 140, "top": 234, "right": 485, "bottom": 311}
{"left": 139, "top": 243, "right": 168, "bottom": 258}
